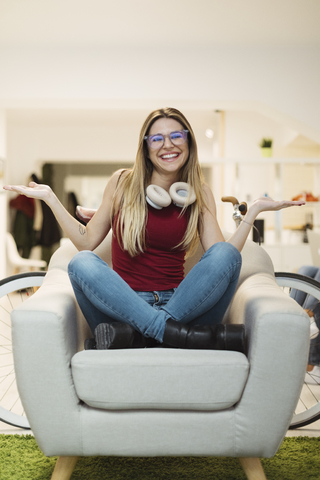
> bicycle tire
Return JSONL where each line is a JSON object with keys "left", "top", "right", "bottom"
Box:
{"left": 275, "top": 272, "right": 320, "bottom": 429}
{"left": 0, "top": 271, "right": 46, "bottom": 429}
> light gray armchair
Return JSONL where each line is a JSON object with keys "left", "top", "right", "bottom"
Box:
{"left": 11, "top": 233, "right": 309, "bottom": 480}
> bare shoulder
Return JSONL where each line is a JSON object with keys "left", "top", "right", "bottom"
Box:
{"left": 100, "top": 168, "right": 132, "bottom": 215}
{"left": 102, "top": 169, "right": 130, "bottom": 197}
{"left": 201, "top": 183, "right": 217, "bottom": 211}
{"left": 202, "top": 182, "right": 213, "bottom": 198}
{"left": 109, "top": 168, "right": 130, "bottom": 187}
{"left": 199, "top": 183, "right": 224, "bottom": 249}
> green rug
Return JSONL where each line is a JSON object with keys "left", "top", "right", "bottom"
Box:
{"left": 0, "top": 435, "right": 320, "bottom": 480}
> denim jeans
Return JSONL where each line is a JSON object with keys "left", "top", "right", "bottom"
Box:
{"left": 294, "top": 266, "right": 320, "bottom": 365}
{"left": 68, "top": 242, "right": 242, "bottom": 343}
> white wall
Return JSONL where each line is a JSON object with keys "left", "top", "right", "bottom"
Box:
{"left": 0, "top": 111, "right": 7, "bottom": 279}
{"left": 0, "top": 45, "right": 319, "bottom": 142}
{"left": 6, "top": 109, "right": 219, "bottom": 185}
{"left": 224, "top": 111, "right": 301, "bottom": 159}
{"left": 6, "top": 108, "right": 318, "bottom": 190}
{"left": 6, "top": 116, "right": 139, "bottom": 186}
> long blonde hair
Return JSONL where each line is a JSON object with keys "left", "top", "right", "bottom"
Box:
{"left": 113, "top": 107, "right": 207, "bottom": 257}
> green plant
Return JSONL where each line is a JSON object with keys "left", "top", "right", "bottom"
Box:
{"left": 259, "top": 138, "right": 273, "bottom": 148}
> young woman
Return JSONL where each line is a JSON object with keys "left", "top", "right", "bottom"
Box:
{"left": 3, "top": 107, "right": 305, "bottom": 351}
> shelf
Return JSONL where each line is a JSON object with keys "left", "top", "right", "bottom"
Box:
{"left": 211, "top": 155, "right": 320, "bottom": 245}
{"left": 211, "top": 158, "right": 320, "bottom": 165}
{"left": 262, "top": 243, "right": 312, "bottom": 272}
{"left": 218, "top": 201, "right": 320, "bottom": 207}
{"left": 299, "top": 202, "right": 320, "bottom": 206}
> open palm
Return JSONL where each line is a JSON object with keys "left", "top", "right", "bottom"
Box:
{"left": 253, "top": 196, "right": 305, "bottom": 212}
{"left": 3, "top": 182, "right": 52, "bottom": 201}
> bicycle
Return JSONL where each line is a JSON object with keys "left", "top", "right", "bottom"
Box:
{"left": 0, "top": 271, "right": 46, "bottom": 429}
{"left": 222, "top": 195, "right": 320, "bottom": 429}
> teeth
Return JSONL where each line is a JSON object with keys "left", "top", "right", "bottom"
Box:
{"left": 162, "top": 154, "right": 179, "bottom": 159}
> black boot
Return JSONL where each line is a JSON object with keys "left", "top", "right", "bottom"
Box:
{"left": 84, "top": 338, "right": 97, "bottom": 350}
{"left": 162, "top": 319, "right": 246, "bottom": 353}
{"left": 94, "top": 321, "right": 159, "bottom": 350}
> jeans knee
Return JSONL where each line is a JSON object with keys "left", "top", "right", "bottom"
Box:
{"left": 203, "top": 243, "right": 242, "bottom": 282}
{"left": 206, "top": 242, "right": 241, "bottom": 266}
{"left": 224, "top": 242, "right": 242, "bottom": 266}
{"left": 68, "top": 250, "right": 95, "bottom": 277}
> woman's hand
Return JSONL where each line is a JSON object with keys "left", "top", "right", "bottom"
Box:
{"left": 3, "top": 182, "right": 53, "bottom": 203}
{"left": 251, "top": 196, "right": 305, "bottom": 215}
{"left": 227, "top": 196, "right": 306, "bottom": 252}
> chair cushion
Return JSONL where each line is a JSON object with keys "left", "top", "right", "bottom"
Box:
{"left": 71, "top": 348, "right": 249, "bottom": 411}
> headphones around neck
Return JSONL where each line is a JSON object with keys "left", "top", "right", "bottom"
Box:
{"left": 146, "top": 182, "right": 196, "bottom": 210}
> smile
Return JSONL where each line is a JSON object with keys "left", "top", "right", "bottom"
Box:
{"left": 160, "top": 153, "right": 180, "bottom": 160}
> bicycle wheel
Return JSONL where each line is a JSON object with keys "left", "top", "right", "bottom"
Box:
{"left": 275, "top": 272, "right": 320, "bottom": 429}
{"left": 0, "top": 271, "right": 46, "bottom": 429}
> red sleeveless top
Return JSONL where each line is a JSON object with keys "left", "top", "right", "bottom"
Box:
{"left": 112, "top": 203, "right": 189, "bottom": 291}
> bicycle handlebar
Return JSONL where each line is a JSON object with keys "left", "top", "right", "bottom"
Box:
{"left": 221, "top": 196, "right": 239, "bottom": 206}
{"left": 221, "top": 197, "right": 247, "bottom": 215}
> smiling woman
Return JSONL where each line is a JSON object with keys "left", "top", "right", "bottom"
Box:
{"left": 3, "top": 107, "right": 304, "bottom": 353}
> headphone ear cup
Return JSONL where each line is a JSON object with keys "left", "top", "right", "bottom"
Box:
{"left": 169, "top": 182, "right": 196, "bottom": 208}
{"left": 146, "top": 185, "right": 172, "bottom": 210}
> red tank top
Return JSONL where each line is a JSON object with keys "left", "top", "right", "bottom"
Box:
{"left": 112, "top": 204, "right": 189, "bottom": 291}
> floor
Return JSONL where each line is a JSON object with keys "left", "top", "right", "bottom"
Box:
{"left": 286, "top": 418, "right": 320, "bottom": 437}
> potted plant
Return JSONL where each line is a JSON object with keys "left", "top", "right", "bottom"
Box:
{"left": 259, "top": 138, "right": 273, "bottom": 157}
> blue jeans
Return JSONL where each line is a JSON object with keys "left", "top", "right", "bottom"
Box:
{"left": 68, "top": 242, "right": 242, "bottom": 343}
{"left": 294, "top": 266, "right": 320, "bottom": 365}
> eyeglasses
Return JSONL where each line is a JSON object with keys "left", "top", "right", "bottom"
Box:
{"left": 144, "top": 130, "right": 189, "bottom": 149}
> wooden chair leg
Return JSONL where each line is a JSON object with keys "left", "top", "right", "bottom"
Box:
{"left": 51, "top": 456, "right": 79, "bottom": 480}
{"left": 239, "top": 457, "right": 267, "bottom": 480}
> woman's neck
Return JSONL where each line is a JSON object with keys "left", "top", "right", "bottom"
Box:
{"left": 150, "top": 172, "right": 180, "bottom": 191}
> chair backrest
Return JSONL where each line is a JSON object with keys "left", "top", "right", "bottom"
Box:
{"left": 49, "top": 230, "right": 274, "bottom": 288}
{"left": 307, "top": 230, "right": 320, "bottom": 267}
{"left": 6, "top": 231, "right": 47, "bottom": 270}
{"left": 6, "top": 232, "right": 24, "bottom": 266}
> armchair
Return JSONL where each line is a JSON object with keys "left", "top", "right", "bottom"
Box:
{"left": 11, "top": 232, "right": 309, "bottom": 480}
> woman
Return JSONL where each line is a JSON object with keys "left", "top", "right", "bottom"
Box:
{"left": 3, "top": 107, "right": 305, "bottom": 351}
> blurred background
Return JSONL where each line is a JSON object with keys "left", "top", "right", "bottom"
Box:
{"left": 0, "top": 0, "right": 320, "bottom": 276}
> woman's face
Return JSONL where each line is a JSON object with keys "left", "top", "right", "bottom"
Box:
{"left": 146, "top": 117, "right": 189, "bottom": 177}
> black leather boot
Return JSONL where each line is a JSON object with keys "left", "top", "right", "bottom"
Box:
{"left": 94, "top": 321, "right": 159, "bottom": 350}
{"left": 84, "top": 338, "right": 97, "bottom": 350}
{"left": 162, "top": 319, "right": 246, "bottom": 353}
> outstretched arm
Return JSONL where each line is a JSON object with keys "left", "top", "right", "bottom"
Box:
{"left": 200, "top": 185, "right": 305, "bottom": 252}
{"left": 3, "top": 171, "right": 122, "bottom": 251}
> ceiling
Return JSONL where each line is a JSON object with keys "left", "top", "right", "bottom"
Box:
{"left": 1, "top": 0, "right": 320, "bottom": 48}
{"left": 1, "top": 0, "right": 320, "bottom": 146}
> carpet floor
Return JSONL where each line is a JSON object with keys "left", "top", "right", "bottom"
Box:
{"left": 1, "top": 435, "right": 320, "bottom": 479}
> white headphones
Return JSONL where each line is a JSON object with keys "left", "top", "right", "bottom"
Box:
{"left": 146, "top": 182, "right": 196, "bottom": 210}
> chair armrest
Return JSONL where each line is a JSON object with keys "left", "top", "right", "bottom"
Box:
{"left": 11, "top": 268, "right": 89, "bottom": 452}
{"left": 226, "top": 272, "right": 310, "bottom": 456}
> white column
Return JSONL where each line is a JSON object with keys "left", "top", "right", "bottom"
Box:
{"left": 0, "top": 110, "right": 7, "bottom": 279}
{"left": 313, "top": 164, "right": 320, "bottom": 229}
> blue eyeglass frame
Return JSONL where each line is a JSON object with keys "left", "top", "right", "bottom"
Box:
{"left": 144, "top": 129, "right": 189, "bottom": 149}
